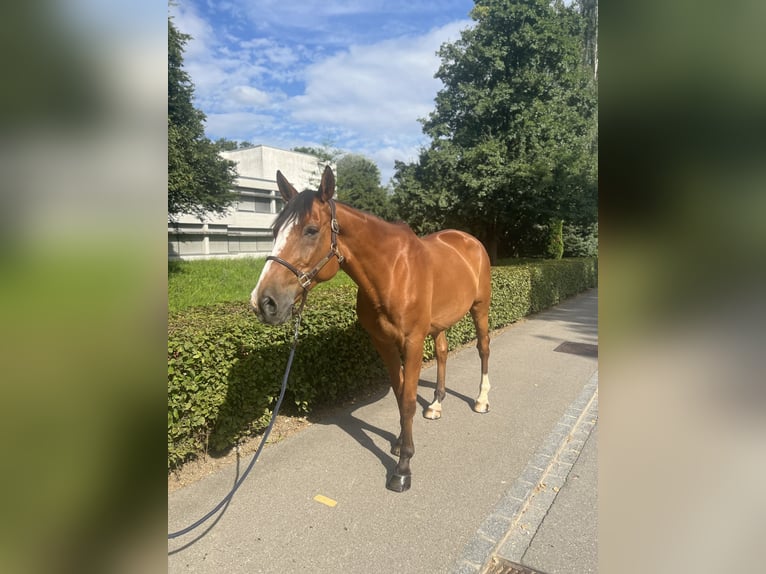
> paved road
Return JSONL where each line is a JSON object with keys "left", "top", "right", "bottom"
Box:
{"left": 169, "top": 289, "right": 598, "bottom": 574}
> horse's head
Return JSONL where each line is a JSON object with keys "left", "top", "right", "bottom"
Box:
{"left": 251, "top": 166, "right": 342, "bottom": 324}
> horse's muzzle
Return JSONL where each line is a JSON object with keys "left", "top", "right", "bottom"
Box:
{"left": 252, "top": 289, "right": 294, "bottom": 325}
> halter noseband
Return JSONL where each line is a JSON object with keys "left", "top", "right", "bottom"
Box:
{"left": 265, "top": 198, "right": 345, "bottom": 290}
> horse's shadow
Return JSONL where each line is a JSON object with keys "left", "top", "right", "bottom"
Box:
{"left": 312, "top": 384, "right": 398, "bottom": 476}
{"left": 313, "top": 378, "right": 477, "bottom": 476}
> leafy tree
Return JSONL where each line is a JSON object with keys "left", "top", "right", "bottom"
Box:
{"left": 546, "top": 219, "right": 564, "bottom": 259}
{"left": 168, "top": 18, "right": 236, "bottom": 221}
{"left": 394, "top": 0, "right": 597, "bottom": 261}
{"left": 214, "top": 138, "right": 254, "bottom": 151}
{"left": 291, "top": 144, "right": 343, "bottom": 188}
{"left": 336, "top": 154, "right": 395, "bottom": 220}
{"left": 292, "top": 144, "right": 342, "bottom": 165}
{"left": 391, "top": 155, "right": 459, "bottom": 235}
{"left": 563, "top": 221, "right": 597, "bottom": 257}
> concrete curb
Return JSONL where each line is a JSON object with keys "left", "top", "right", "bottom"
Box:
{"left": 450, "top": 371, "right": 599, "bottom": 574}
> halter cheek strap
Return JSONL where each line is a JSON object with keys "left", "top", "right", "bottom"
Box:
{"left": 266, "top": 198, "right": 345, "bottom": 290}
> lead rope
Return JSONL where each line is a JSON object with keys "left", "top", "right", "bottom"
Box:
{"left": 168, "top": 290, "right": 309, "bottom": 540}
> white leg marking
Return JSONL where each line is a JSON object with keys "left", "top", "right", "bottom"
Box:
{"left": 474, "top": 373, "right": 491, "bottom": 411}
{"left": 424, "top": 398, "right": 442, "bottom": 419}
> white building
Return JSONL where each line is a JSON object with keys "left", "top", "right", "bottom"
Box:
{"left": 168, "top": 145, "right": 330, "bottom": 260}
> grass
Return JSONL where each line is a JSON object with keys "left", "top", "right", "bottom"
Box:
{"left": 168, "top": 257, "right": 355, "bottom": 313}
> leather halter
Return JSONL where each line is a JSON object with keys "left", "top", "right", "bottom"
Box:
{"left": 265, "top": 198, "right": 345, "bottom": 290}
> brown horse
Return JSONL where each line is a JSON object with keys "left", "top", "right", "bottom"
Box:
{"left": 252, "top": 166, "right": 491, "bottom": 492}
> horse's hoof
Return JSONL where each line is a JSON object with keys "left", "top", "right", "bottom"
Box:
{"left": 424, "top": 407, "right": 442, "bottom": 420}
{"left": 387, "top": 473, "right": 411, "bottom": 492}
{"left": 473, "top": 401, "right": 490, "bottom": 414}
{"left": 390, "top": 443, "right": 400, "bottom": 456}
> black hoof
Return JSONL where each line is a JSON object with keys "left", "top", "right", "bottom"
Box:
{"left": 386, "top": 473, "right": 411, "bottom": 492}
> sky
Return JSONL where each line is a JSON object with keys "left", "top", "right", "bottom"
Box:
{"left": 169, "top": 0, "right": 476, "bottom": 185}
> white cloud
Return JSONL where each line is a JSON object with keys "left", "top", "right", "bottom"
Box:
{"left": 239, "top": 0, "right": 470, "bottom": 39}
{"left": 171, "top": 4, "right": 286, "bottom": 114}
{"left": 238, "top": 38, "right": 301, "bottom": 68}
{"left": 291, "top": 20, "right": 469, "bottom": 136}
{"left": 287, "top": 20, "right": 469, "bottom": 181}
{"left": 170, "top": 0, "right": 473, "bottom": 184}
{"left": 229, "top": 85, "right": 271, "bottom": 107}
{"left": 205, "top": 112, "right": 278, "bottom": 140}
{"left": 170, "top": 4, "right": 215, "bottom": 60}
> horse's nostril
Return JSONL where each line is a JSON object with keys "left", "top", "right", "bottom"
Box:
{"left": 261, "top": 295, "right": 277, "bottom": 316}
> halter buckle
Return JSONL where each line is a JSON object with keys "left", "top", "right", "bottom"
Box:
{"left": 298, "top": 272, "right": 312, "bottom": 290}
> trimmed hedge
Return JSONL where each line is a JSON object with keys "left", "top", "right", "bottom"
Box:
{"left": 168, "top": 257, "right": 597, "bottom": 470}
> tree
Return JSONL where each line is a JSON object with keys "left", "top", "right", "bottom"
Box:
{"left": 168, "top": 18, "right": 236, "bottom": 221}
{"left": 391, "top": 155, "right": 458, "bottom": 235}
{"left": 395, "top": 0, "right": 597, "bottom": 261}
{"left": 292, "top": 144, "right": 343, "bottom": 188}
{"left": 336, "top": 154, "right": 395, "bottom": 220}
{"left": 214, "top": 138, "right": 254, "bottom": 151}
{"left": 563, "top": 221, "right": 598, "bottom": 257}
{"left": 292, "top": 144, "right": 342, "bottom": 165}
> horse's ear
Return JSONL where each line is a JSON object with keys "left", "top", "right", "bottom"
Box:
{"left": 317, "top": 165, "right": 335, "bottom": 203}
{"left": 276, "top": 170, "right": 298, "bottom": 202}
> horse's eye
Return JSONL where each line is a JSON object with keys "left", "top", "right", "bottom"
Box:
{"left": 304, "top": 226, "right": 319, "bottom": 237}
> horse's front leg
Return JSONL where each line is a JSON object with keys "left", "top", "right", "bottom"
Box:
{"left": 387, "top": 340, "right": 424, "bottom": 493}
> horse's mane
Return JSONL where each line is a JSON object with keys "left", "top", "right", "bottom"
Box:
{"left": 272, "top": 189, "right": 315, "bottom": 238}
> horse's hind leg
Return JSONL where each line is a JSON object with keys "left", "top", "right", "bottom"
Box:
{"left": 424, "top": 331, "right": 447, "bottom": 420}
{"left": 471, "top": 299, "right": 491, "bottom": 413}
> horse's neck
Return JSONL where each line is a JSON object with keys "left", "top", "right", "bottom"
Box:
{"left": 335, "top": 204, "right": 407, "bottom": 298}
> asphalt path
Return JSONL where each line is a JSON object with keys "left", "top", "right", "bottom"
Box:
{"left": 169, "top": 289, "right": 598, "bottom": 574}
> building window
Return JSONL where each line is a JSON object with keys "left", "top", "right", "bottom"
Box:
{"left": 254, "top": 198, "right": 271, "bottom": 213}
{"left": 237, "top": 196, "right": 255, "bottom": 212}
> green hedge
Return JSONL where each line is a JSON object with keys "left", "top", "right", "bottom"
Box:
{"left": 168, "top": 258, "right": 597, "bottom": 470}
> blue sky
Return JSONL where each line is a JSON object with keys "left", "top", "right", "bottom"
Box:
{"left": 170, "top": 0, "right": 475, "bottom": 184}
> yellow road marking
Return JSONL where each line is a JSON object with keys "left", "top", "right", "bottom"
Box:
{"left": 313, "top": 494, "right": 337, "bottom": 507}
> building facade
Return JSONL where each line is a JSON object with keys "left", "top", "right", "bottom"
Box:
{"left": 168, "top": 145, "right": 329, "bottom": 260}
